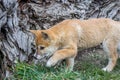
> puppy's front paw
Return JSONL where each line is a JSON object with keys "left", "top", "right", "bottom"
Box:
{"left": 102, "top": 67, "right": 112, "bottom": 72}
{"left": 46, "top": 58, "right": 57, "bottom": 67}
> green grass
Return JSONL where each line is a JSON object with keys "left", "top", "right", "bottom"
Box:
{"left": 12, "top": 52, "right": 120, "bottom": 80}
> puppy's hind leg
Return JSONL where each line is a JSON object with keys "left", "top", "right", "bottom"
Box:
{"left": 102, "top": 39, "right": 118, "bottom": 72}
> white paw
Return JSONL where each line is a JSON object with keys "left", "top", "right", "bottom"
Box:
{"left": 46, "top": 58, "right": 57, "bottom": 67}
{"left": 46, "top": 60, "right": 52, "bottom": 67}
{"left": 102, "top": 67, "right": 112, "bottom": 72}
{"left": 102, "top": 67, "right": 107, "bottom": 71}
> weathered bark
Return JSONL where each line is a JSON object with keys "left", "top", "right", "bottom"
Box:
{"left": 20, "top": 0, "right": 120, "bottom": 30}
{"left": 0, "top": 0, "right": 120, "bottom": 79}
{"left": 0, "top": 0, "right": 35, "bottom": 79}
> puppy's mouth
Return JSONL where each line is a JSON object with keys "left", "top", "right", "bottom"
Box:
{"left": 33, "top": 53, "right": 52, "bottom": 61}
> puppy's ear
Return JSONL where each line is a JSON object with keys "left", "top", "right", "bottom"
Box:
{"left": 30, "top": 30, "right": 38, "bottom": 36}
{"left": 41, "top": 32, "right": 49, "bottom": 40}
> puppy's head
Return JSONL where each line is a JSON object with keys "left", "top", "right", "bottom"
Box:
{"left": 30, "top": 30, "right": 57, "bottom": 56}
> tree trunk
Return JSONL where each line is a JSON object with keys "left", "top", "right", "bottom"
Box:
{"left": 0, "top": 0, "right": 35, "bottom": 79}
{"left": 0, "top": 0, "right": 120, "bottom": 79}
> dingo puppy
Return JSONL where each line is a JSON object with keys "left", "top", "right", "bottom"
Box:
{"left": 30, "top": 18, "right": 120, "bottom": 72}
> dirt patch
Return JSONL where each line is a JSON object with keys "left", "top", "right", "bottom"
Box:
{"left": 75, "top": 45, "right": 108, "bottom": 70}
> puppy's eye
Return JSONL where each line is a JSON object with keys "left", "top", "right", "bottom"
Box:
{"left": 40, "top": 46, "right": 45, "bottom": 50}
